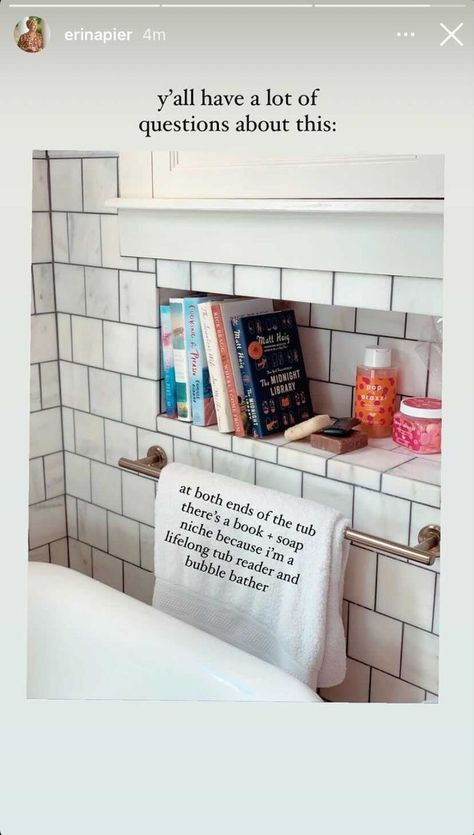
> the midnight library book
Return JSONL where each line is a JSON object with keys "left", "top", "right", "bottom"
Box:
{"left": 232, "top": 310, "right": 314, "bottom": 437}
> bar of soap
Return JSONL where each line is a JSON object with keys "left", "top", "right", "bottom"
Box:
{"left": 310, "top": 430, "right": 368, "bottom": 454}
{"left": 284, "top": 414, "right": 333, "bottom": 441}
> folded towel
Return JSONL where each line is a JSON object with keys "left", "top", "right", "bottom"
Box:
{"left": 152, "top": 462, "right": 349, "bottom": 689}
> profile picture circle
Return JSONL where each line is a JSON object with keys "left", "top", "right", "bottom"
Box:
{"left": 14, "top": 16, "right": 49, "bottom": 53}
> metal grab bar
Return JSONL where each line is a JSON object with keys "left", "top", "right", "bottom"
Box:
{"left": 118, "top": 446, "right": 440, "bottom": 566}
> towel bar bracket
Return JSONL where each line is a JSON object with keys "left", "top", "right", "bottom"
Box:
{"left": 117, "top": 448, "right": 440, "bottom": 566}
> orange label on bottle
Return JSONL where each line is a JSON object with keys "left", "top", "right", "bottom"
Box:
{"left": 355, "top": 374, "right": 396, "bottom": 427}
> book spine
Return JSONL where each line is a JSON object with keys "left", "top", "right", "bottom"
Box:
{"left": 231, "top": 318, "right": 263, "bottom": 438}
{"left": 212, "top": 305, "right": 245, "bottom": 436}
{"left": 186, "top": 300, "right": 216, "bottom": 427}
{"left": 170, "top": 300, "right": 192, "bottom": 422}
{"left": 159, "top": 306, "right": 177, "bottom": 418}
{"left": 198, "top": 304, "right": 233, "bottom": 433}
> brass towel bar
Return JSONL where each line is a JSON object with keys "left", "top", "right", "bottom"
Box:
{"left": 118, "top": 446, "right": 440, "bottom": 567}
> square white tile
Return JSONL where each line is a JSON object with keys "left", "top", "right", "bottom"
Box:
{"left": 65, "top": 452, "right": 91, "bottom": 501}
{"left": 319, "top": 657, "right": 370, "bottom": 703}
{"left": 108, "top": 511, "right": 140, "bottom": 564}
{"left": 298, "top": 326, "right": 331, "bottom": 381}
{"left": 157, "top": 259, "right": 190, "bottom": 290}
{"left": 32, "top": 159, "right": 49, "bottom": 211}
{"left": 256, "top": 461, "right": 302, "bottom": 497}
{"left": 328, "top": 446, "right": 413, "bottom": 491}
{"left": 137, "top": 429, "right": 173, "bottom": 462}
{"left": 174, "top": 438, "right": 213, "bottom": 472}
{"left": 334, "top": 272, "right": 391, "bottom": 311}
{"left": 234, "top": 265, "right": 280, "bottom": 298}
{"left": 140, "top": 524, "right": 155, "bottom": 571}
{"left": 357, "top": 308, "right": 406, "bottom": 338}
{"left": 122, "top": 471, "right": 156, "bottom": 525}
{"left": 353, "top": 487, "right": 410, "bottom": 545}
{"left": 40, "top": 361, "right": 61, "bottom": 408}
{"left": 71, "top": 316, "right": 103, "bottom": 367}
{"left": 311, "top": 304, "right": 355, "bottom": 331}
{"left": 330, "top": 331, "right": 370, "bottom": 386}
{"left": 343, "top": 546, "right": 377, "bottom": 609}
{"left": 60, "top": 361, "right": 90, "bottom": 412}
{"left": 139, "top": 258, "right": 156, "bottom": 273}
{"left": 122, "top": 375, "right": 158, "bottom": 430}
{"left": 82, "top": 157, "right": 118, "bottom": 213}
{"left": 213, "top": 449, "right": 256, "bottom": 484}
{"left": 156, "top": 414, "right": 191, "bottom": 440}
{"left": 55, "top": 264, "right": 86, "bottom": 314}
{"left": 401, "top": 625, "right": 438, "bottom": 693}
{"left": 370, "top": 669, "right": 426, "bottom": 703}
{"left": 29, "top": 458, "right": 45, "bottom": 505}
{"left": 377, "top": 555, "right": 436, "bottom": 630}
{"left": 74, "top": 411, "right": 105, "bottom": 461}
{"left": 138, "top": 327, "right": 160, "bottom": 380}
{"left": 50, "top": 159, "right": 82, "bottom": 211}
{"left": 44, "top": 452, "right": 65, "bottom": 499}
{"left": 124, "top": 563, "right": 154, "bottom": 604}
{"left": 379, "top": 336, "right": 429, "bottom": 396}
{"left": 348, "top": 604, "right": 402, "bottom": 677}
{"left": 30, "top": 364, "right": 41, "bottom": 412}
{"left": 92, "top": 548, "right": 123, "bottom": 591}
{"left": 310, "top": 380, "right": 353, "bottom": 418}
{"left": 51, "top": 212, "right": 69, "bottom": 262}
{"left": 191, "top": 424, "right": 232, "bottom": 451}
{"left": 29, "top": 497, "right": 66, "bottom": 549}
{"left": 69, "top": 539, "right": 92, "bottom": 576}
{"left": 191, "top": 262, "right": 233, "bottom": 295}
{"left": 50, "top": 538, "right": 69, "bottom": 567}
{"left": 32, "top": 213, "right": 52, "bottom": 263}
{"left": 85, "top": 267, "right": 119, "bottom": 320}
{"left": 30, "top": 408, "right": 63, "bottom": 458}
{"left": 68, "top": 213, "right": 101, "bottom": 266}
{"left": 91, "top": 461, "right": 122, "bottom": 514}
{"left": 89, "top": 367, "right": 122, "bottom": 421}
{"left": 77, "top": 500, "right": 107, "bottom": 551}
{"left": 277, "top": 441, "right": 330, "bottom": 477}
{"left": 302, "top": 472, "right": 353, "bottom": 517}
{"left": 101, "top": 215, "right": 137, "bottom": 270}
{"left": 231, "top": 434, "right": 284, "bottom": 463}
{"left": 103, "top": 321, "right": 137, "bottom": 375}
{"left": 33, "top": 264, "right": 55, "bottom": 313}
{"left": 282, "top": 269, "right": 333, "bottom": 305}
{"left": 120, "top": 270, "right": 158, "bottom": 327}
{"left": 30, "top": 314, "right": 57, "bottom": 364}
{"left": 382, "top": 457, "right": 441, "bottom": 507}
{"left": 392, "top": 277, "right": 442, "bottom": 316}
{"left": 105, "top": 420, "right": 138, "bottom": 466}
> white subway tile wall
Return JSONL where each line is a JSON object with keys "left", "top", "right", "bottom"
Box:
{"left": 29, "top": 151, "right": 441, "bottom": 703}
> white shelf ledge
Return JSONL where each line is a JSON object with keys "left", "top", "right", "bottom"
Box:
{"left": 106, "top": 197, "right": 443, "bottom": 216}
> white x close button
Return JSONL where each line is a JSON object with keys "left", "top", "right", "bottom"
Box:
{"left": 440, "top": 22, "right": 464, "bottom": 46}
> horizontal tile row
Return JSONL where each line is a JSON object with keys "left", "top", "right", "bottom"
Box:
{"left": 55, "top": 266, "right": 159, "bottom": 327}
{"left": 59, "top": 362, "right": 158, "bottom": 430}
{"left": 29, "top": 453, "right": 65, "bottom": 505}
{"left": 68, "top": 537, "right": 155, "bottom": 603}
{"left": 52, "top": 212, "right": 138, "bottom": 271}
{"left": 49, "top": 157, "right": 118, "bottom": 214}
{"left": 29, "top": 537, "right": 69, "bottom": 567}
{"left": 156, "top": 259, "right": 442, "bottom": 316}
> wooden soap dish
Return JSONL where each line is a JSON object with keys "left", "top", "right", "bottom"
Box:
{"left": 310, "top": 430, "right": 368, "bottom": 454}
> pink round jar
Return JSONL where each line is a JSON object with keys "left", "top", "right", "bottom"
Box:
{"left": 392, "top": 397, "right": 442, "bottom": 454}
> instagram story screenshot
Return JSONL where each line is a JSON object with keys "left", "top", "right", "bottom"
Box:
{"left": 0, "top": 1, "right": 473, "bottom": 834}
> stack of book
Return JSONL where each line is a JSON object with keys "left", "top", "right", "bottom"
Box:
{"left": 160, "top": 296, "right": 313, "bottom": 438}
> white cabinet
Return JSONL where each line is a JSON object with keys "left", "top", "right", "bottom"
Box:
{"left": 147, "top": 152, "right": 443, "bottom": 199}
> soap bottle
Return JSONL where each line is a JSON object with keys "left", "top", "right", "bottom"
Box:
{"left": 355, "top": 346, "right": 397, "bottom": 438}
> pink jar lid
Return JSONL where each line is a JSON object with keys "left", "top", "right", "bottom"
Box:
{"left": 400, "top": 397, "right": 442, "bottom": 419}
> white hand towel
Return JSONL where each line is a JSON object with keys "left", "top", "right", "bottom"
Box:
{"left": 152, "top": 462, "right": 349, "bottom": 690}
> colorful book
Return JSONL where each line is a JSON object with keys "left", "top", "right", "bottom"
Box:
{"left": 198, "top": 301, "right": 234, "bottom": 433}
{"left": 232, "top": 310, "right": 313, "bottom": 438}
{"left": 212, "top": 298, "right": 273, "bottom": 436}
{"left": 183, "top": 296, "right": 217, "bottom": 427}
{"left": 159, "top": 305, "right": 177, "bottom": 418}
{"left": 170, "top": 298, "right": 192, "bottom": 422}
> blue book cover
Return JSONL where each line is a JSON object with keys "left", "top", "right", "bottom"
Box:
{"left": 159, "top": 305, "right": 177, "bottom": 418}
{"left": 170, "top": 298, "right": 191, "bottom": 421}
{"left": 183, "top": 296, "right": 217, "bottom": 427}
{"left": 232, "top": 310, "right": 313, "bottom": 438}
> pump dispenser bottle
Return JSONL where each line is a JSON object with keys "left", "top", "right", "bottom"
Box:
{"left": 355, "top": 346, "right": 397, "bottom": 438}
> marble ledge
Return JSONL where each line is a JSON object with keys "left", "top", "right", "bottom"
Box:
{"left": 156, "top": 415, "right": 441, "bottom": 508}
